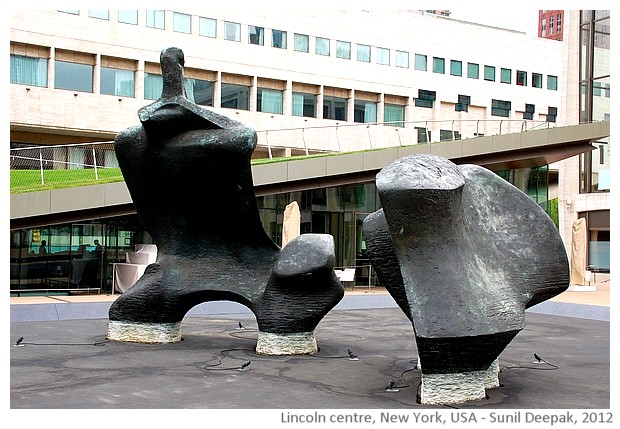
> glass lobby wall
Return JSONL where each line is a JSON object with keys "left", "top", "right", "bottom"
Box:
{"left": 10, "top": 216, "right": 145, "bottom": 294}
{"left": 497, "top": 166, "right": 550, "bottom": 212}
{"left": 257, "top": 182, "right": 379, "bottom": 285}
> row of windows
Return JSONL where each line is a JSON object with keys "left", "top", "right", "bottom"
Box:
{"left": 57, "top": 10, "right": 560, "bottom": 91}
{"left": 10, "top": 52, "right": 561, "bottom": 124}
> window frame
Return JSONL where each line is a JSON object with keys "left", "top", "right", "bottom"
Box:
{"left": 500, "top": 68, "right": 512, "bottom": 84}
{"left": 224, "top": 21, "right": 241, "bottom": 42}
{"left": 396, "top": 50, "right": 409, "bottom": 68}
{"left": 315, "top": 37, "right": 330, "bottom": 56}
{"left": 376, "top": 47, "right": 390, "bottom": 65}
{"left": 10, "top": 54, "right": 48, "bottom": 87}
{"left": 432, "top": 57, "right": 445, "bottom": 74}
{"left": 356, "top": 44, "right": 371, "bottom": 62}
{"left": 146, "top": 10, "right": 165, "bottom": 29}
{"left": 484, "top": 65, "right": 495, "bottom": 81}
{"left": 272, "top": 29, "right": 287, "bottom": 49}
{"left": 249, "top": 25, "right": 265, "bottom": 46}
{"left": 221, "top": 82, "right": 250, "bottom": 110}
{"left": 353, "top": 99, "right": 378, "bottom": 123}
{"left": 491, "top": 99, "right": 511, "bottom": 117}
{"left": 450, "top": 60, "right": 462, "bottom": 76}
{"left": 118, "top": 10, "right": 138, "bottom": 25}
{"left": 294, "top": 33, "right": 309, "bottom": 53}
{"left": 467, "top": 62, "right": 479, "bottom": 79}
{"left": 173, "top": 12, "right": 191, "bottom": 34}
{"left": 100, "top": 66, "right": 135, "bottom": 97}
{"left": 257, "top": 88, "right": 284, "bottom": 114}
{"left": 336, "top": 41, "right": 351, "bottom": 59}
{"left": 547, "top": 75, "right": 558, "bottom": 90}
{"left": 414, "top": 54, "right": 427, "bottom": 71}
{"left": 199, "top": 17, "right": 217, "bottom": 38}
{"left": 323, "top": 95, "right": 348, "bottom": 121}
{"left": 292, "top": 92, "right": 317, "bottom": 117}
{"left": 54, "top": 59, "right": 94, "bottom": 93}
{"left": 88, "top": 10, "right": 109, "bottom": 20}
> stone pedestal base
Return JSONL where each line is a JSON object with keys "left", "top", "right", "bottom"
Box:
{"left": 108, "top": 320, "right": 182, "bottom": 343}
{"left": 256, "top": 331, "right": 317, "bottom": 355}
{"left": 418, "top": 360, "right": 500, "bottom": 405}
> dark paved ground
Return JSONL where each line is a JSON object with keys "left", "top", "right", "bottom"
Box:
{"left": 10, "top": 306, "right": 610, "bottom": 415}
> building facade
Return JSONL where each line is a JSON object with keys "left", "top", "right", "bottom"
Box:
{"left": 556, "top": 10, "right": 611, "bottom": 275}
{"left": 539, "top": 10, "right": 565, "bottom": 41}
{"left": 10, "top": 9, "right": 586, "bottom": 293}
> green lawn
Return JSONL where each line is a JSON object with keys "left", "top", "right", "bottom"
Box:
{"left": 10, "top": 168, "right": 125, "bottom": 194}
{"left": 9, "top": 150, "right": 355, "bottom": 194}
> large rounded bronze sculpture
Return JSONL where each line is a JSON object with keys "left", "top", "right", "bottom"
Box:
{"left": 363, "top": 154, "right": 569, "bottom": 404}
{"left": 108, "top": 47, "right": 344, "bottom": 355}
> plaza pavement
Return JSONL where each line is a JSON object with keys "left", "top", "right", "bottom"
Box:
{"left": 8, "top": 278, "right": 612, "bottom": 416}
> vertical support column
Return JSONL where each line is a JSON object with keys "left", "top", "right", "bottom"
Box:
{"left": 214, "top": 71, "right": 222, "bottom": 107}
{"left": 135, "top": 59, "right": 145, "bottom": 100}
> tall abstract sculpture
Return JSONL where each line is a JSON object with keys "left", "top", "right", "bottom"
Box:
{"left": 108, "top": 47, "right": 344, "bottom": 355}
{"left": 363, "top": 154, "right": 569, "bottom": 404}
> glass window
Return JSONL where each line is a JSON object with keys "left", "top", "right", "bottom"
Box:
{"left": 455, "top": 94, "right": 470, "bottom": 112}
{"left": 532, "top": 73, "right": 543, "bottom": 88}
{"left": 484, "top": 65, "right": 495, "bottom": 81}
{"left": 100, "top": 67, "right": 134, "bottom": 97}
{"left": 58, "top": 10, "right": 79, "bottom": 15}
{"left": 415, "top": 127, "right": 430, "bottom": 143}
{"left": 491, "top": 99, "right": 511, "bottom": 117}
{"left": 354, "top": 100, "right": 377, "bottom": 123}
{"left": 10, "top": 54, "right": 48, "bottom": 87}
{"left": 323, "top": 96, "right": 347, "bottom": 121}
{"left": 523, "top": 103, "right": 535, "bottom": 120}
{"left": 146, "top": 10, "right": 165, "bottom": 29}
{"left": 173, "top": 12, "right": 191, "bottom": 33}
{"left": 432, "top": 57, "right": 445, "bottom": 73}
{"left": 377, "top": 47, "right": 390, "bottom": 65}
{"left": 414, "top": 54, "right": 427, "bottom": 71}
{"left": 184, "top": 78, "right": 213, "bottom": 106}
{"left": 199, "top": 17, "right": 216, "bottom": 37}
{"left": 450, "top": 60, "right": 462, "bottom": 76}
{"left": 144, "top": 73, "right": 162, "bottom": 100}
{"left": 292, "top": 92, "right": 316, "bottom": 117}
{"left": 272, "top": 30, "right": 287, "bottom": 49}
{"left": 547, "top": 75, "right": 558, "bottom": 90}
{"left": 467, "top": 62, "right": 479, "bottom": 79}
{"left": 500, "top": 68, "right": 511, "bottom": 83}
{"left": 336, "top": 41, "right": 351, "bottom": 59}
{"left": 384, "top": 103, "right": 405, "bottom": 127}
{"left": 118, "top": 10, "right": 138, "bottom": 25}
{"left": 316, "top": 37, "right": 330, "bottom": 56}
{"left": 517, "top": 70, "right": 527, "bottom": 86}
{"left": 415, "top": 89, "right": 435, "bottom": 108}
{"left": 440, "top": 129, "right": 456, "bottom": 141}
{"left": 54, "top": 60, "right": 93, "bottom": 93}
{"left": 249, "top": 25, "right": 264, "bottom": 45}
{"left": 396, "top": 51, "right": 409, "bottom": 68}
{"left": 89, "top": 10, "right": 109, "bottom": 20}
{"left": 357, "top": 44, "right": 371, "bottom": 62}
{"left": 294, "top": 34, "right": 309, "bottom": 53}
{"left": 221, "top": 83, "right": 249, "bottom": 110}
{"left": 257, "top": 88, "right": 283, "bottom": 114}
{"left": 224, "top": 21, "right": 241, "bottom": 41}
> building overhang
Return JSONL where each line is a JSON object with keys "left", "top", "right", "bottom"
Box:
{"left": 10, "top": 122, "right": 609, "bottom": 229}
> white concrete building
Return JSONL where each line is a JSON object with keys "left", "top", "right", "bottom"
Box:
{"left": 10, "top": 9, "right": 610, "bottom": 291}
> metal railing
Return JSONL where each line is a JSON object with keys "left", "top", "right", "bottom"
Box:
{"left": 10, "top": 142, "right": 121, "bottom": 193}
{"left": 10, "top": 119, "right": 554, "bottom": 192}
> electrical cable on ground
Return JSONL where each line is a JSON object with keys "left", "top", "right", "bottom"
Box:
{"left": 13, "top": 336, "right": 109, "bottom": 347}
